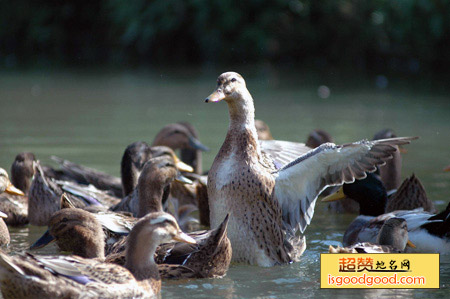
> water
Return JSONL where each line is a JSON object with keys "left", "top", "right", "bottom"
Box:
{"left": 1, "top": 68, "right": 449, "bottom": 298}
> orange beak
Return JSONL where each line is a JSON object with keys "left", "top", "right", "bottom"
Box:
{"left": 5, "top": 182, "right": 25, "bottom": 196}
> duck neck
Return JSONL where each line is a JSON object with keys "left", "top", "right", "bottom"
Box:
{"left": 137, "top": 183, "right": 164, "bottom": 218}
{"left": 79, "top": 234, "right": 105, "bottom": 260}
{"left": 358, "top": 192, "right": 387, "bottom": 216}
{"left": 125, "top": 235, "right": 160, "bottom": 287}
{"left": 225, "top": 91, "right": 261, "bottom": 159}
{"left": 11, "top": 164, "right": 34, "bottom": 195}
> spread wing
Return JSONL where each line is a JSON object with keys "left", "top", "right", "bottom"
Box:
{"left": 260, "top": 140, "right": 312, "bottom": 170}
{"left": 274, "top": 137, "right": 418, "bottom": 235}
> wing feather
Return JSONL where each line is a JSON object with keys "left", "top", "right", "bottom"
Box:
{"left": 260, "top": 140, "right": 311, "bottom": 170}
{"left": 274, "top": 137, "right": 418, "bottom": 234}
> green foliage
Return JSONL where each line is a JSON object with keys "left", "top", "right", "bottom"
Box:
{"left": 0, "top": 0, "right": 449, "bottom": 72}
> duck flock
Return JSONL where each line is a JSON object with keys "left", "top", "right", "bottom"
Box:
{"left": 0, "top": 72, "right": 448, "bottom": 298}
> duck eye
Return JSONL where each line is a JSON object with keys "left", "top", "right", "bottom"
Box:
{"left": 231, "top": 78, "right": 237, "bottom": 82}
{"left": 62, "top": 217, "right": 68, "bottom": 222}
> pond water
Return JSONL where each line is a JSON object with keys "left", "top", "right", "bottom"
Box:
{"left": 0, "top": 68, "right": 449, "bottom": 298}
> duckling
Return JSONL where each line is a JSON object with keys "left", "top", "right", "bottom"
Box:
{"left": 205, "top": 71, "right": 416, "bottom": 266}
{"left": 0, "top": 211, "right": 195, "bottom": 298}
{"left": 322, "top": 174, "right": 450, "bottom": 253}
{"left": 0, "top": 154, "right": 33, "bottom": 225}
{"left": 329, "top": 217, "right": 415, "bottom": 253}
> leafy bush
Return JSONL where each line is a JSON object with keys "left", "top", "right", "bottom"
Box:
{"left": 1, "top": 0, "right": 449, "bottom": 72}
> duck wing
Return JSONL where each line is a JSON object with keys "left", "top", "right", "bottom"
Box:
{"left": 260, "top": 140, "right": 311, "bottom": 170}
{"left": 51, "top": 156, "right": 123, "bottom": 197}
{"left": 274, "top": 137, "right": 418, "bottom": 235}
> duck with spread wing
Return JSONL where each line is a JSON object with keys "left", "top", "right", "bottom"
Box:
{"left": 205, "top": 71, "right": 417, "bottom": 267}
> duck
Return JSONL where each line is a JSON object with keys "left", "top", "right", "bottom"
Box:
{"left": 322, "top": 173, "right": 450, "bottom": 253}
{"left": 0, "top": 211, "right": 195, "bottom": 298}
{"left": 204, "top": 71, "right": 416, "bottom": 266}
{"left": 30, "top": 207, "right": 231, "bottom": 279}
{"left": 112, "top": 155, "right": 194, "bottom": 219}
{"left": 0, "top": 153, "right": 34, "bottom": 225}
{"left": 152, "top": 122, "right": 209, "bottom": 174}
{"left": 121, "top": 144, "right": 193, "bottom": 197}
{"left": 329, "top": 217, "right": 415, "bottom": 253}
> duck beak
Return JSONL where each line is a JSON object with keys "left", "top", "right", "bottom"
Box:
{"left": 172, "top": 155, "right": 193, "bottom": 173}
{"left": 176, "top": 173, "right": 193, "bottom": 185}
{"left": 407, "top": 240, "right": 416, "bottom": 248}
{"left": 5, "top": 182, "right": 25, "bottom": 196}
{"left": 321, "top": 186, "right": 346, "bottom": 202}
{"left": 205, "top": 89, "right": 225, "bottom": 103}
{"left": 173, "top": 231, "right": 196, "bottom": 244}
{"left": 30, "top": 230, "right": 56, "bottom": 250}
{"left": 0, "top": 211, "right": 7, "bottom": 218}
{"left": 188, "top": 136, "right": 210, "bottom": 152}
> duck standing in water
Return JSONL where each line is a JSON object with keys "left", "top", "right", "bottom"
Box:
{"left": 205, "top": 72, "right": 416, "bottom": 266}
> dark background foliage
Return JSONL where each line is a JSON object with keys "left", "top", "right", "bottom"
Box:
{"left": 1, "top": 0, "right": 449, "bottom": 73}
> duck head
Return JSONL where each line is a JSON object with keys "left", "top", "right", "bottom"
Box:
{"left": 11, "top": 152, "right": 36, "bottom": 195}
{"left": 137, "top": 155, "right": 192, "bottom": 217}
{"left": 30, "top": 208, "right": 105, "bottom": 259}
{"left": 322, "top": 173, "right": 387, "bottom": 216}
{"left": 125, "top": 212, "right": 195, "bottom": 281}
{"left": 377, "top": 217, "right": 415, "bottom": 251}
{"left": 205, "top": 72, "right": 248, "bottom": 103}
{"left": 153, "top": 123, "right": 209, "bottom": 152}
